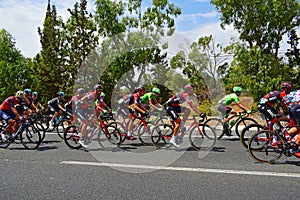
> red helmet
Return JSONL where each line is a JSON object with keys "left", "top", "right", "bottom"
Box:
{"left": 281, "top": 82, "right": 293, "bottom": 90}
{"left": 137, "top": 86, "right": 145, "bottom": 92}
{"left": 184, "top": 84, "right": 194, "bottom": 90}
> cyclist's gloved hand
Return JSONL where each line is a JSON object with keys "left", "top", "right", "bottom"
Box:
{"left": 200, "top": 113, "right": 206, "bottom": 118}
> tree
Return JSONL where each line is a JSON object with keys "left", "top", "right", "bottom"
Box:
{"left": 0, "top": 29, "right": 33, "bottom": 100}
{"left": 65, "top": 0, "right": 98, "bottom": 93}
{"left": 34, "top": 0, "right": 68, "bottom": 101}
{"left": 211, "top": 0, "right": 300, "bottom": 100}
{"left": 90, "top": 0, "right": 181, "bottom": 104}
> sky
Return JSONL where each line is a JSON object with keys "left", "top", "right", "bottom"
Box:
{"left": 0, "top": 0, "right": 239, "bottom": 58}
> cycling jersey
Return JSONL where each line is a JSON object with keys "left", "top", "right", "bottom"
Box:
{"left": 166, "top": 92, "right": 191, "bottom": 107}
{"left": 283, "top": 90, "right": 300, "bottom": 106}
{"left": 141, "top": 92, "right": 156, "bottom": 104}
{"left": 258, "top": 90, "right": 286, "bottom": 106}
{"left": 0, "top": 96, "right": 20, "bottom": 110}
{"left": 219, "top": 93, "right": 240, "bottom": 105}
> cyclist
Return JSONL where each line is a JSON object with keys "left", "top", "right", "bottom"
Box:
{"left": 165, "top": 84, "right": 206, "bottom": 147}
{"left": 24, "top": 88, "right": 39, "bottom": 114}
{"left": 117, "top": 93, "right": 132, "bottom": 120}
{"left": 257, "top": 82, "right": 293, "bottom": 132}
{"left": 32, "top": 92, "right": 45, "bottom": 111}
{"left": 282, "top": 89, "right": 300, "bottom": 154}
{"left": 0, "top": 91, "right": 29, "bottom": 139}
{"left": 218, "top": 86, "right": 251, "bottom": 127}
{"left": 65, "top": 88, "right": 86, "bottom": 124}
{"left": 47, "top": 92, "right": 66, "bottom": 127}
{"left": 141, "top": 87, "right": 164, "bottom": 112}
{"left": 126, "top": 86, "right": 149, "bottom": 140}
{"left": 77, "top": 84, "right": 111, "bottom": 148}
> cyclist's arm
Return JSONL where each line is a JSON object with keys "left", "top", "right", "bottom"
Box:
{"left": 187, "top": 101, "right": 202, "bottom": 115}
{"left": 58, "top": 104, "right": 65, "bottom": 112}
{"left": 237, "top": 102, "right": 248, "bottom": 111}
{"left": 11, "top": 107, "right": 21, "bottom": 119}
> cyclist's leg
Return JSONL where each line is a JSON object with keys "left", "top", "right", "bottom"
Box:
{"left": 166, "top": 106, "right": 180, "bottom": 147}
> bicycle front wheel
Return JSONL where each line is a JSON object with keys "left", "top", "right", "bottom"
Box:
{"left": 189, "top": 124, "right": 216, "bottom": 151}
{"left": 56, "top": 119, "right": 71, "bottom": 139}
{"left": 64, "top": 125, "right": 82, "bottom": 149}
{"left": 240, "top": 123, "right": 264, "bottom": 149}
{"left": 235, "top": 117, "right": 257, "bottom": 138}
{"left": 204, "top": 118, "right": 224, "bottom": 139}
{"left": 98, "top": 125, "right": 122, "bottom": 151}
{"left": 0, "top": 125, "right": 11, "bottom": 148}
{"left": 21, "top": 125, "right": 42, "bottom": 150}
{"left": 248, "top": 130, "right": 284, "bottom": 163}
{"left": 150, "top": 124, "right": 173, "bottom": 149}
{"left": 138, "top": 122, "right": 155, "bottom": 145}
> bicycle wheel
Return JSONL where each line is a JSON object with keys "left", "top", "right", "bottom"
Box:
{"left": 0, "top": 125, "right": 11, "bottom": 148}
{"left": 150, "top": 124, "right": 173, "bottom": 149}
{"left": 204, "top": 118, "right": 224, "bottom": 139}
{"left": 20, "top": 125, "right": 42, "bottom": 150}
{"left": 32, "top": 122, "right": 46, "bottom": 142}
{"left": 109, "top": 121, "right": 126, "bottom": 143}
{"left": 138, "top": 122, "right": 155, "bottom": 145}
{"left": 98, "top": 125, "right": 122, "bottom": 151}
{"left": 189, "top": 124, "right": 216, "bottom": 151}
{"left": 56, "top": 119, "right": 71, "bottom": 139}
{"left": 235, "top": 117, "right": 257, "bottom": 138}
{"left": 64, "top": 125, "right": 82, "bottom": 149}
{"left": 248, "top": 130, "right": 284, "bottom": 163}
{"left": 240, "top": 123, "right": 264, "bottom": 149}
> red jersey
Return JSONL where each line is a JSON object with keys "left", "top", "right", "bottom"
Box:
{"left": 0, "top": 96, "right": 21, "bottom": 110}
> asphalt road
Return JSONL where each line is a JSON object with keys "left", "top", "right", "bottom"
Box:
{"left": 1, "top": 132, "right": 300, "bottom": 200}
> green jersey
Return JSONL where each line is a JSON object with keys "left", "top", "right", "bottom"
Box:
{"left": 141, "top": 92, "right": 156, "bottom": 104}
{"left": 221, "top": 93, "right": 240, "bottom": 105}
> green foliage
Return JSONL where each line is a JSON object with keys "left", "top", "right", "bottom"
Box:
{"left": 0, "top": 29, "right": 35, "bottom": 100}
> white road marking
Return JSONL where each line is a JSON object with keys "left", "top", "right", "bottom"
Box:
{"left": 61, "top": 161, "right": 300, "bottom": 178}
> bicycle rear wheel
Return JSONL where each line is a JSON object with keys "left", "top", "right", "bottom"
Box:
{"left": 204, "top": 118, "right": 224, "bottom": 139}
{"left": 150, "top": 124, "right": 173, "bottom": 149}
{"left": 235, "top": 117, "right": 257, "bottom": 138}
{"left": 21, "top": 125, "right": 42, "bottom": 150}
{"left": 189, "top": 124, "right": 216, "bottom": 151}
{"left": 248, "top": 130, "right": 284, "bottom": 163}
{"left": 138, "top": 122, "right": 155, "bottom": 145}
{"left": 240, "top": 123, "right": 264, "bottom": 148}
{"left": 64, "top": 125, "right": 82, "bottom": 149}
{"left": 98, "top": 125, "right": 122, "bottom": 151}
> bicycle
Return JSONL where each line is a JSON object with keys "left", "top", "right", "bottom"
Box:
{"left": 113, "top": 113, "right": 154, "bottom": 145}
{"left": 247, "top": 127, "right": 300, "bottom": 163}
{"left": 64, "top": 114, "right": 122, "bottom": 151}
{"left": 40, "top": 110, "right": 72, "bottom": 139}
{"left": 0, "top": 118, "right": 42, "bottom": 149}
{"left": 150, "top": 115, "right": 216, "bottom": 150}
{"left": 204, "top": 111, "right": 257, "bottom": 140}
{"left": 240, "top": 114, "right": 289, "bottom": 148}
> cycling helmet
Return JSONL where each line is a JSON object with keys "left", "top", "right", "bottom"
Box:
{"left": 101, "top": 92, "right": 105, "bottom": 97}
{"left": 137, "top": 86, "right": 145, "bottom": 92}
{"left": 281, "top": 82, "right": 293, "bottom": 90}
{"left": 24, "top": 88, "right": 32, "bottom": 94}
{"left": 59, "top": 92, "right": 65, "bottom": 97}
{"left": 184, "top": 84, "right": 194, "bottom": 90}
{"left": 33, "top": 92, "right": 38, "bottom": 96}
{"left": 94, "top": 84, "right": 103, "bottom": 90}
{"left": 233, "top": 86, "right": 243, "bottom": 92}
{"left": 152, "top": 87, "right": 160, "bottom": 94}
{"left": 15, "top": 90, "right": 25, "bottom": 98}
{"left": 77, "top": 88, "right": 85, "bottom": 94}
